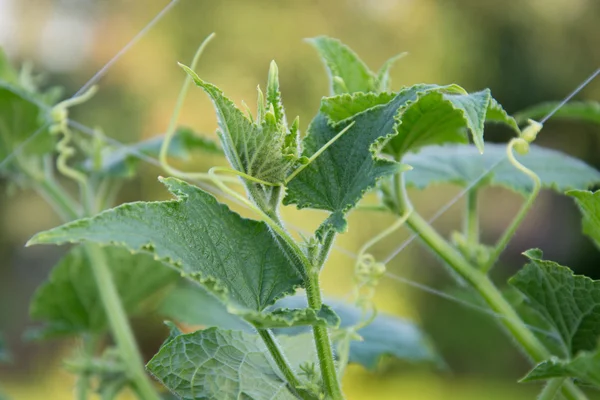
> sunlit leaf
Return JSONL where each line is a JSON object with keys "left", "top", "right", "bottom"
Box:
{"left": 403, "top": 143, "right": 600, "bottom": 195}
{"left": 567, "top": 190, "right": 600, "bottom": 250}
{"left": 28, "top": 246, "right": 178, "bottom": 338}
{"left": 509, "top": 249, "right": 600, "bottom": 360}
{"left": 28, "top": 178, "right": 304, "bottom": 313}
{"left": 308, "top": 36, "right": 376, "bottom": 95}
{"left": 284, "top": 84, "right": 493, "bottom": 236}
{"left": 515, "top": 101, "right": 600, "bottom": 125}
{"left": 147, "top": 328, "right": 315, "bottom": 400}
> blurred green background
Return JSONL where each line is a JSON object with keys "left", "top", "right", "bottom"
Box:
{"left": 1, "top": 0, "right": 599, "bottom": 398}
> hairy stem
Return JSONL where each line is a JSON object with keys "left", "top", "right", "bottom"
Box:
{"left": 84, "top": 244, "right": 160, "bottom": 400}
{"left": 394, "top": 174, "right": 586, "bottom": 400}
{"left": 306, "top": 234, "right": 344, "bottom": 400}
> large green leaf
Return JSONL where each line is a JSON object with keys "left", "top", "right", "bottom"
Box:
{"left": 403, "top": 143, "right": 600, "bottom": 195}
{"left": 386, "top": 89, "right": 493, "bottom": 157}
{"left": 509, "top": 249, "right": 600, "bottom": 360}
{"left": 28, "top": 177, "right": 304, "bottom": 313}
{"left": 181, "top": 63, "right": 297, "bottom": 185}
{"left": 81, "top": 127, "right": 222, "bottom": 178}
{"left": 284, "top": 84, "right": 503, "bottom": 235}
{"left": 284, "top": 85, "right": 449, "bottom": 236}
{"left": 147, "top": 328, "right": 315, "bottom": 400}
{"left": 274, "top": 296, "right": 439, "bottom": 370}
{"left": 308, "top": 36, "right": 405, "bottom": 94}
{"left": 515, "top": 101, "right": 600, "bottom": 125}
{"left": 29, "top": 246, "right": 178, "bottom": 338}
{"left": 567, "top": 190, "right": 600, "bottom": 250}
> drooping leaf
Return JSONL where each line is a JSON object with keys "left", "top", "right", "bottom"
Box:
{"left": 180, "top": 64, "right": 297, "bottom": 185}
{"left": 81, "top": 127, "right": 222, "bottom": 178}
{"left": 28, "top": 177, "right": 304, "bottom": 313}
{"left": 147, "top": 328, "right": 316, "bottom": 400}
{"left": 308, "top": 36, "right": 376, "bottom": 95}
{"left": 403, "top": 143, "right": 600, "bottom": 195}
{"left": 567, "top": 190, "right": 600, "bottom": 250}
{"left": 509, "top": 249, "right": 600, "bottom": 360}
{"left": 515, "top": 101, "right": 600, "bottom": 125}
{"left": 28, "top": 246, "right": 178, "bottom": 338}
{"left": 273, "top": 296, "right": 440, "bottom": 370}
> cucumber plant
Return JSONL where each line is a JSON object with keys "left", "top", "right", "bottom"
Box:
{"left": 2, "top": 33, "right": 600, "bottom": 400}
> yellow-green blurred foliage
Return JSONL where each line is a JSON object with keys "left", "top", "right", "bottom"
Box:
{"left": 1, "top": 0, "right": 599, "bottom": 399}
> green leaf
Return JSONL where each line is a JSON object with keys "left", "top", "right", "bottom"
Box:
{"left": 147, "top": 328, "right": 315, "bottom": 400}
{"left": 320, "top": 92, "right": 395, "bottom": 123}
{"left": 509, "top": 249, "right": 600, "bottom": 360}
{"left": 567, "top": 190, "right": 600, "bottom": 250}
{"left": 242, "top": 305, "right": 340, "bottom": 330}
{"left": 515, "top": 101, "right": 600, "bottom": 125}
{"left": 308, "top": 36, "right": 375, "bottom": 95}
{"left": 28, "top": 246, "right": 178, "bottom": 338}
{"left": 375, "top": 53, "right": 407, "bottom": 92}
{"left": 403, "top": 143, "right": 600, "bottom": 195}
{"left": 0, "top": 82, "right": 53, "bottom": 171}
{"left": 81, "top": 127, "right": 222, "bottom": 178}
{"left": 274, "top": 296, "right": 440, "bottom": 370}
{"left": 285, "top": 86, "right": 452, "bottom": 235}
{"left": 28, "top": 177, "right": 304, "bottom": 313}
{"left": 285, "top": 84, "right": 490, "bottom": 235}
{"left": 523, "top": 354, "right": 600, "bottom": 386}
{"left": 180, "top": 64, "right": 297, "bottom": 184}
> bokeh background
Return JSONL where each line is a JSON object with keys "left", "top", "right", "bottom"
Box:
{"left": 1, "top": 0, "right": 600, "bottom": 399}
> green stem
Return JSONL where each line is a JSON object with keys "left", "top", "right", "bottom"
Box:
{"left": 29, "top": 175, "right": 159, "bottom": 400}
{"left": 394, "top": 174, "right": 586, "bottom": 400}
{"left": 464, "top": 187, "right": 479, "bottom": 247}
{"left": 538, "top": 378, "right": 565, "bottom": 400}
{"left": 84, "top": 244, "right": 160, "bottom": 400}
{"left": 306, "top": 235, "right": 344, "bottom": 400}
{"left": 258, "top": 330, "right": 315, "bottom": 400}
